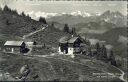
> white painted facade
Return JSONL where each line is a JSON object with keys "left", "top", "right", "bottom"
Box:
{"left": 58, "top": 47, "right": 63, "bottom": 54}
{"left": 58, "top": 47, "right": 67, "bottom": 54}
{"left": 58, "top": 47, "right": 61, "bottom": 53}
{"left": 68, "top": 47, "right": 74, "bottom": 55}
{"left": 58, "top": 36, "right": 84, "bottom": 57}
{"left": 59, "top": 47, "right": 82, "bottom": 55}
{"left": 26, "top": 42, "right": 34, "bottom": 47}
{"left": 58, "top": 46, "right": 74, "bottom": 55}
{"left": 58, "top": 47, "right": 75, "bottom": 58}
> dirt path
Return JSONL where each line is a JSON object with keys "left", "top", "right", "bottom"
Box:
{"left": 26, "top": 54, "right": 127, "bottom": 82}
{"left": 22, "top": 25, "right": 48, "bottom": 39}
{"left": 112, "top": 66, "right": 127, "bottom": 82}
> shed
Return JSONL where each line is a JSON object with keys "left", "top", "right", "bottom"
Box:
{"left": 4, "top": 41, "right": 26, "bottom": 53}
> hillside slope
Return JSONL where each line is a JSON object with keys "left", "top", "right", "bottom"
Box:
{"left": 0, "top": 6, "right": 70, "bottom": 48}
{"left": 28, "top": 26, "right": 71, "bottom": 47}
{"left": 0, "top": 53, "right": 122, "bottom": 81}
{"left": 0, "top": 7, "right": 44, "bottom": 37}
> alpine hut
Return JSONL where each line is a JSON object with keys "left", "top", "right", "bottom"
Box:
{"left": 4, "top": 41, "right": 26, "bottom": 53}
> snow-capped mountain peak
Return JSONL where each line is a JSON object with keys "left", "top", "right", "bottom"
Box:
{"left": 95, "top": 12, "right": 101, "bottom": 16}
{"left": 26, "top": 11, "right": 60, "bottom": 19}
{"left": 70, "top": 11, "right": 91, "bottom": 17}
{"left": 26, "top": 11, "right": 92, "bottom": 20}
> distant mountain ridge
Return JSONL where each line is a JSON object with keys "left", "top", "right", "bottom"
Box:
{"left": 46, "top": 10, "right": 126, "bottom": 34}
{"left": 26, "top": 11, "right": 94, "bottom": 20}
{"left": 99, "top": 10, "right": 127, "bottom": 27}
{"left": 46, "top": 10, "right": 126, "bottom": 27}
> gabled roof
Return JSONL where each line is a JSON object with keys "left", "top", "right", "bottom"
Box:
{"left": 59, "top": 35, "right": 85, "bottom": 44}
{"left": 4, "top": 41, "right": 24, "bottom": 46}
{"left": 59, "top": 36, "right": 70, "bottom": 43}
{"left": 88, "top": 39, "right": 99, "bottom": 45}
{"left": 105, "top": 45, "right": 113, "bottom": 50}
{"left": 26, "top": 42, "right": 34, "bottom": 46}
{"left": 68, "top": 37, "right": 79, "bottom": 43}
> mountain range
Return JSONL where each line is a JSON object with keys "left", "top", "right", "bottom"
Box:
{"left": 26, "top": 11, "right": 99, "bottom": 20}
{"left": 99, "top": 10, "right": 127, "bottom": 27}
{"left": 0, "top": 6, "right": 127, "bottom": 81}
{"left": 45, "top": 10, "right": 126, "bottom": 34}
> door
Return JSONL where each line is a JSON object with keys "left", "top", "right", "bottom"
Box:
{"left": 11, "top": 48, "right": 14, "bottom": 53}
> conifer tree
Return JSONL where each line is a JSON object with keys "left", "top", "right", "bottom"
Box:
{"left": 71, "top": 27, "right": 76, "bottom": 34}
{"left": 39, "top": 17, "right": 47, "bottom": 24}
{"left": 102, "top": 45, "right": 107, "bottom": 58}
{"left": 3, "top": 5, "right": 10, "bottom": 11}
{"left": 21, "top": 12, "right": 26, "bottom": 17}
{"left": 109, "top": 50, "right": 117, "bottom": 66}
{"left": 109, "top": 50, "right": 114, "bottom": 60}
{"left": 95, "top": 42, "right": 100, "bottom": 51}
{"left": 63, "top": 24, "right": 69, "bottom": 33}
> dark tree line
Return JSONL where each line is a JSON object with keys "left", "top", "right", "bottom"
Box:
{"left": 3, "top": 5, "right": 11, "bottom": 12}
{"left": 109, "top": 50, "right": 117, "bottom": 66}
{"left": 1, "top": 5, "right": 47, "bottom": 24}
{"left": 0, "top": 5, "right": 48, "bottom": 36}
{"left": 95, "top": 42, "right": 117, "bottom": 66}
{"left": 39, "top": 17, "right": 47, "bottom": 24}
{"left": 2, "top": 5, "right": 18, "bottom": 15}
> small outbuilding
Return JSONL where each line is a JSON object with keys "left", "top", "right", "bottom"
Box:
{"left": 4, "top": 41, "right": 26, "bottom": 53}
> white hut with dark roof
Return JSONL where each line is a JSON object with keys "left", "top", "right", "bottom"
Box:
{"left": 58, "top": 36, "right": 84, "bottom": 55}
{"left": 4, "top": 41, "right": 26, "bottom": 53}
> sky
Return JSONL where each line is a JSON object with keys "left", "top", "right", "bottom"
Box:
{"left": 0, "top": 0, "right": 127, "bottom": 16}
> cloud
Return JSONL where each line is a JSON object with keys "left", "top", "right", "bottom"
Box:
{"left": 26, "top": 11, "right": 59, "bottom": 19}
{"left": 35, "top": 11, "right": 58, "bottom": 18}
{"left": 26, "top": 10, "right": 99, "bottom": 20}
{"left": 70, "top": 11, "right": 91, "bottom": 17}
{"left": 25, "top": 3, "right": 41, "bottom": 6}
{"left": 107, "top": 4, "right": 117, "bottom": 6}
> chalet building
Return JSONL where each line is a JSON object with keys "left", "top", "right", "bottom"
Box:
{"left": 25, "top": 42, "right": 34, "bottom": 47}
{"left": 99, "top": 41, "right": 106, "bottom": 47}
{"left": 4, "top": 41, "right": 26, "bottom": 53}
{"left": 58, "top": 36, "right": 85, "bottom": 55}
{"left": 59, "top": 36, "right": 114, "bottom": 60}
{"left": 89, "top": 39, "right": 99, "bottom": 46}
